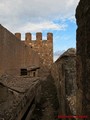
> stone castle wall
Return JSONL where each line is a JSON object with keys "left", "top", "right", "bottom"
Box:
{"left": 0, "top": 25, "right": 40, "bottom": 76}
{"left": 51, "top": 48, "right": 76, "bottom": 117}
{"left": 76, "top": 0, "right": 90, "bottom": 117}
{"left": 15, "top": 32, "right": 53, "bottom": 69}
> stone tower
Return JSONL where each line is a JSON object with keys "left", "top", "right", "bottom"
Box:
{"left": 15, "top": 32, "right": 53, "bottom": 70}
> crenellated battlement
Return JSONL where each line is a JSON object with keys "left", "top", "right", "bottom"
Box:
{"left": 15, "top": 32, "right": 53, "bottom": 69}
{"left": 15, "top": 33, "right": 21, "bottom": 40}
{"left": 15, "top": 32, "right": 53, "bottom": 42}
{"left": 36, "top": 32, "right": 42, "bottom": 40}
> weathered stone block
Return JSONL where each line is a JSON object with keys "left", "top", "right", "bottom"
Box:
{"left": 76, "top": 0, "right": 90, "bottom": 117}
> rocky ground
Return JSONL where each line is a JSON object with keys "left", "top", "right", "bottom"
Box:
{"left": 30, "top": 75, "right": 59, "bottom": 120}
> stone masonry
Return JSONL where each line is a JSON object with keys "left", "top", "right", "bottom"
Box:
{"left": 76, "top": 0, "right": 90, "bottom": 117}
{"left": 0, "top": 25, "right": 54, "bottom": 119}
{"left": 15, "top": 32, "right": 53, "bottom": 70}
{"left": 51, "top": 48, "right": 77, "bottom": 119}
{"left": 0, "top": 24, "right": 40, "bottom": 76}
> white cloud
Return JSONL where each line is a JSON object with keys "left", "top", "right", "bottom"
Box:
{"left": 0, "top": 0, "right": 79, "bottom": 61}
{"left": 0, "top": 0, "right": 80, "bottom": 32}
{"left": 15, "top": 21, "right": 67, "bottom": 33}
{"left": 13, "top": 21, "right": 67, "bottom": 40}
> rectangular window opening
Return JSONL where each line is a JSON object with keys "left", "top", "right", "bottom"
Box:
{"left": 21, "top": 69, "right": 27, "bottom": 76}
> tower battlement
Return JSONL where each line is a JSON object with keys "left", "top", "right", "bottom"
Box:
{"left": 15, "top": 33, "right": 21, "bottom": 40}
{"left": 15, "top": 32, "right": 53, "bottom": 69}
{"left": 15, "top": 32, "right": 53, "bottom": 42}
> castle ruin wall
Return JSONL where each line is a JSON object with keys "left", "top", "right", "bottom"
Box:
{"left": 0, "top": 25, "right": 40, "bottom": 76}
{"left": 15, "top": 32, "right": 53, "bottom": 70}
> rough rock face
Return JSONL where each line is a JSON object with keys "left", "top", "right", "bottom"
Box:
{"left": 0, "top": 74, "right": 59, "bottom": 120}
{"left": 30, "top": 75, "right": 59, "bottom": 120}
{"left": 0, "top": 75, "right": 41, "bottom": 120}
{"left": 51, "top": 48, "right": 77, "bottom": 117}
{"left": 76, "top": 0, "right": 90, "bottom": 117}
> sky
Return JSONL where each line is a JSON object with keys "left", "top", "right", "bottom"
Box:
{"left": 0, "top": 0, "right": 80, "bottom": 61}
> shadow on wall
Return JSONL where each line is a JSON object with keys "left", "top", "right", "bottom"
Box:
{"left": 51, "top": 48, "right": 77, "bottom": 116}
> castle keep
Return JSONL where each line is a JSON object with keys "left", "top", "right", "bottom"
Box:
{"left": 15, "top": 32, "right": 53, "bottom": 69}
{"left": 1, "top": 0, "right": 90, "bottom": 119}
{"left": 0, "top": 24, "right": 53, "bottom": 76}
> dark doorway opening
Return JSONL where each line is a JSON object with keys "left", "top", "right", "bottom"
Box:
{"left": 33, "top": 71, "right": 36, "bottom": 77}
{"left": 21, "top": 69, "right": 27, "bottom": 76}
